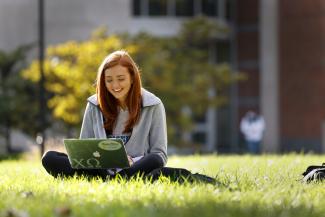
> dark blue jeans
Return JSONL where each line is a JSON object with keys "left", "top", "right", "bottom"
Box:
{"left": 42, "top": 151, "right": 216, "bottom": 183}
{"left": 246, "top": 141, "right": 260, "bottom": 154}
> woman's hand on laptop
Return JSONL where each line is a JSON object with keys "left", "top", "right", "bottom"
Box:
{"left": 127, "top": 155, "right": 134, "bottom": 166}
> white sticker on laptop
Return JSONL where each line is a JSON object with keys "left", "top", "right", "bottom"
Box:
{"left": 98, "top": 140, "right": 122, "bottom": 151}
{"left": 93, "top": 151, "right": 101, "bottom": 158}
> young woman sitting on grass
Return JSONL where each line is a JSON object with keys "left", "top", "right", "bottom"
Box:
{"left": 42, "top": 50, "right": 215, "bottom": 184}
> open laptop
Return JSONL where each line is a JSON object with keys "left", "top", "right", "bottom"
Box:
{"left": 64, "top": 138, "right": 130, "bottom": 169}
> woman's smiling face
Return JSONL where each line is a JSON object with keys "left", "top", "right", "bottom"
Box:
{"left": 104, "top": 65, "right": 132, "bottom": 107}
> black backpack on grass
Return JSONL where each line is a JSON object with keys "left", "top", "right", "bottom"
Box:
{"left": 302, "top": 163, "right": 325, "bottom": 182}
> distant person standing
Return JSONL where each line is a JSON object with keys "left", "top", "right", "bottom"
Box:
{"left": 240, "top": 111, "right": 265, "bottom": 154}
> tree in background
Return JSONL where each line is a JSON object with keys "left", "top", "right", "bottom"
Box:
{"left": 125, "top": 16, "right": 245, "bottom": 146}
{"left": 0, "top": 45, "right": 38, "bottom": 152}
{"left": 23, "top": 29, "right": 136, "bottom": 135}
{"left": 23, "top": 17, "right": 244, "bottom": 147}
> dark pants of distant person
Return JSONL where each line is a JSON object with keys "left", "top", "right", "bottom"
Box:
{"left": 246, "top": 140, "right": 260, "bottom": 154}
{"left": 42, "top": 151, "right": 216, "bottom": 183}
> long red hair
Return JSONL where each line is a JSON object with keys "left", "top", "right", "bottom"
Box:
{"left": 96, "top": 50, "right": 142, "bottom": 134}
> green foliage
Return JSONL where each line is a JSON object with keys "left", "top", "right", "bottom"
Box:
{"left": 0, "top": 45, "right": 39, "bottom": 150}
{"left": 23, "top": 34, "right": 134, "bottom": 127}
{"left": 0, "top": 45, "right": 31, "bottom": 125}
{"left": 126, "top": 17, "right": 244, "bottom": 145}
{"left": 4, "top": 74, "right": 40, "bottom": 135}
{"left": 0, "top": 154, "right": 325, "bottom": 217}
{"left": 179, "top": 15, "right": 229, "bottom": 47}
{"left": 22, "top": 17, "right": 244, "bottom": 145}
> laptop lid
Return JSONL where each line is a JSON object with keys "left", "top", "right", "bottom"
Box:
{"left": 64, "top": 138, "right": 130, "bottom": 169}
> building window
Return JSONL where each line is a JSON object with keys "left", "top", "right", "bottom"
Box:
{"left": 149, "top": 0, "right": 168, "bottom": 16}
{"left": 216, "top": 40, "right": 231, "bottom": 64}
{"left": 193, "top": 112, "right": 206, "bottom": 123}
{"left": 225, "top": 0, "right": 233, "bottom": 21}
{"left": 132, "top": 0, "right": 231, "bottom": 19}
{"left": 133, "top": 0, "right": 141, "bottom": 16}
{"left": 175, "top": 0, "right": 194, "bottom": 17}
{"left": 202, "top": 0, "right": 218, "bottom": 17}
{"left": 192, "top": 132, "right": 206, "bottom": 144}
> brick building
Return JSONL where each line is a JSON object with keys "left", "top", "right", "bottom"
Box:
{"left": 235, "top": 0, "right": 325, "bottom": 152}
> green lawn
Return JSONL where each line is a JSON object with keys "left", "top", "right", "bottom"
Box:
{"left": 1, "top": 154, "right": 325, "bottom": 217}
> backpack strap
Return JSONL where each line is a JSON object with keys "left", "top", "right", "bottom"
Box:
{"left": 302, "top": 167, "right": 325, "bottom": 183}
{"left": 302, "top": 164, "right": 325, "bottom": 176}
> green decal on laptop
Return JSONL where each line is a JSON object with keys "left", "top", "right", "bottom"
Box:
{"left": 64, "top": 138, "right": 130, "bottom": 169}
{"left": 98, "top": 140, "right": 122, "bottom": 151}
{"left": 71, "top": 158, "right": 101, "bottom": 168}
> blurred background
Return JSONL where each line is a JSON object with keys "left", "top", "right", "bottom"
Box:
{"left": 0, "top": 0, "right": 324, "bottom": 157}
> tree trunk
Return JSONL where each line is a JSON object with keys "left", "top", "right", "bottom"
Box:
{"left": 5, "top": 118, "right": 11, "bottom": 153}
